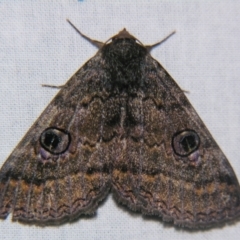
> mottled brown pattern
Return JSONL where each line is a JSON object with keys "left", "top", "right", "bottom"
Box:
{"left": 0, "top": 26, "right": 240, "bottom": 228}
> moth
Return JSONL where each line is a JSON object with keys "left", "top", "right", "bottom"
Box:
{"left": 0, "top": 20, "right": 240, "bottom": 229}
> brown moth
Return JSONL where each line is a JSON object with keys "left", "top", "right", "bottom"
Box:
{"left": 0, "top": 20, "right": 240, "bottom": 228}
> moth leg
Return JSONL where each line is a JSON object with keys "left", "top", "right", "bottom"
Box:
{"left": 41, "top": 84, "right": 65, "bottom": 89}
{"left": 182, "top": 89, "right": 190, "bottom": 94}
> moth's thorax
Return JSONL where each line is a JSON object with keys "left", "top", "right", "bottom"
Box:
{"left": 101, "top": 39, "right": 148, "bottom": 88}
{"left": 102, "top": 38, "right": 147, "bottom": 64}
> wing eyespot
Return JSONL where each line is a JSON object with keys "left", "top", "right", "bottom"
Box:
{"left": 172, "top": 129, "right": 200, "bottom": 157}
{"left": 40, "top": 127, "right": 71, "bottom": 155}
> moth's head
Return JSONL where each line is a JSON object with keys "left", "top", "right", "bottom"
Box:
{"left": 103, "top": 28, "right": 147, "bottom": 64}
{"left": 109, "top": 28, "right": 144, "bottom": 46}
{"left": 112, "top": 28, "right": 137, "bottom": 41}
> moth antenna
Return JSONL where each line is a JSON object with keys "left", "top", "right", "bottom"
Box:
{"left": 67, "top": 19, "right": 104, "bottom": 49}
{"left": 146, "top": 30, "right": 176, "bottom": 51}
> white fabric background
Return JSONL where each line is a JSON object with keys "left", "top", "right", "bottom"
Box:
{"left": 0, "top": 1, "right": 240, "bottom": 239}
